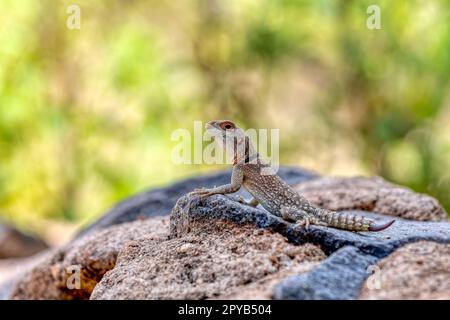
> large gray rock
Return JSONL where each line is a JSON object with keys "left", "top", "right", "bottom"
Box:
{"left": 9, "top": 218, "right": 169, "bottom": 300}
{"left": 3, "top": 169, "right": 450, "bottom": 300}
{"left": 91, "top": 220, "right": 324, "bottom": 300}
{"left": 171, "top": 192, "right": 450, "bottom": 300}
{"left": 2, "top": 167, "right": 318, "bottom": 300}
{"left": 359, "top": 241, "right": 450, "bottom": 299}
{"left": 6, "top": 215, "right": 325, "bottom": 300}
{"left": 272, "top": 246, "right": 378, "bottom": 300}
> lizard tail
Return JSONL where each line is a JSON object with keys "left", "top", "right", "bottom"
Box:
{"left": 315, "top": 209, "right": 395, "bottom": 232}
{"left": 368, "top": 219, "right": 395, "bottom": 231}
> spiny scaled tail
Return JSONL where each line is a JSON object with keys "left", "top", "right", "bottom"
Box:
{"left": 315, "top": 209, "right": 395, "bottom": 232}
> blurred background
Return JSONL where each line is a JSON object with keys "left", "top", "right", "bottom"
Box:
{"left": 0, "top": 0, "right": 449, "bottom": 245}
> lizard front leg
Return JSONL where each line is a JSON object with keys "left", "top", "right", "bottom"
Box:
{"left": 190, "top": 165, "right": 244, "bottom": 199}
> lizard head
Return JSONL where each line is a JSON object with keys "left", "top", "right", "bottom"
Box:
{"left": 205, "top": 120, "right": 256, "bottom": 163}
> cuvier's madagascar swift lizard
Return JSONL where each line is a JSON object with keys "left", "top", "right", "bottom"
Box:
{"left": 189, "top": 120, "right": 395, "bottom": 232}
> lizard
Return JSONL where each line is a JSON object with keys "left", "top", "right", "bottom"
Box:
{"left": 188, "top": 120, "right": 395, "bottom": 232}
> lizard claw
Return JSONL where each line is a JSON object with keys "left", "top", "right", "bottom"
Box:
{"left": 293, "top": 218, "right": 310, "bottom": 230}
{"left": 304, "top": 218, "right": 310, "bottom": 230}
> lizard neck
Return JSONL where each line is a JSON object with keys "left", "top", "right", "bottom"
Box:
{"left": 232, "top": 136, "right": 260, "bottom": 165}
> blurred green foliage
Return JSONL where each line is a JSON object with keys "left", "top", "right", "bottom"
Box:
{"left": 0, "top": 0, "right": 449, "bottom": 236}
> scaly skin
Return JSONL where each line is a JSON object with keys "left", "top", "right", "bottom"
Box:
{"left": 189, "top": 120, "right": 395, "bottom": 232}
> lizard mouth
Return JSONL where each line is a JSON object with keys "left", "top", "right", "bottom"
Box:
{"left": 205, "top": 121, "right": 221, "bottom": 133}
{"left": 205, "top": 122, "right": 219, "bottom": 140}
{"left": 205, "top": 121, "right": 216, "bottom": 130}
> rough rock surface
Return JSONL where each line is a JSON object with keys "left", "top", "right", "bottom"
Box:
{"left": 77, "top": 167, "right": 318, "bottom": 237}
{"left": 294, "top": 177, "right": 447, "bottom": 221}
{"left": 91, "top": 221, "right": 324, "bottom": 300}
{"left": 9, "top": 217, "right": 169, "bottom": 299}
{"left": 171, "top": 193, "right": 450, "bottom": 299}
{"left": 0, "top": 251, "right": 54, "bottom": 299}
{"left": 273, "top": 246, "right": 377, "bottom": 300}
{"left": 0, "top": 224, "right": 48, "bottom": 259}
{"left": 359, "top": 241, "right": 450, "bottom": 300}
{"left": 3, "top": 168, "right": 450, "bottom": 300}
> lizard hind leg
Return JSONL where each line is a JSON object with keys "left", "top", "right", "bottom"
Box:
{"left": 293, "top": 217, "right": 311, "bottom": 229}
{"left": 281, "top": 206, "right": 301, "bottom": 221}
{"left": 281, "top": 207, "right": 315, "bottom": 230}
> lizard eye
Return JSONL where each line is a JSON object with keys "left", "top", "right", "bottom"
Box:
{"left": 219, "top": 121, "right": 235, "bottom": 130}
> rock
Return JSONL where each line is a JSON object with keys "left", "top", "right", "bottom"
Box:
{"left": 4, "top": 169, "right": 450, "bottom": 300}
{"left": 0, "top": 250, "right": 51, "bottom": 300}
{"left": 77, "top": 167, "right": 318, "bottom": 237}
{"left": 9, "top": 217, "right": 169, "bottom": 299}
{"left": 272, "top": 246, "right": 378, "bottom": 300}
{"left": 294, "top": 213, "right": 450, "bottom": 257}
{"left": 5, "top": 167, "right": 317, "bottom": 300}
{"left": 0, "top": 250, "right": 55, "bottom": 300}
{"left": 0, "top": 278, "right": 16, "bottom": 300}
{"left": 91, "top": 221, "right": 324, "bottom": 300}
{"left": 0, "top": 224, "right": 48, "bottom": 259}
{"left": 171, "top": 194, "right": 450, "bottom": 257}
{"left": 216, "top": 257, "right": 320, "bottom": 299}
{"left": 7, "top": 213, "right": 324, "bottom": 300}
{"left": 294, "top": 176, "right": 447, "bottom": 221}
{"left": 359, "top": 241, "right": 450, "bottom": 300}
{"left": 170, "top": 192, "right": 450, "bottom": 300}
